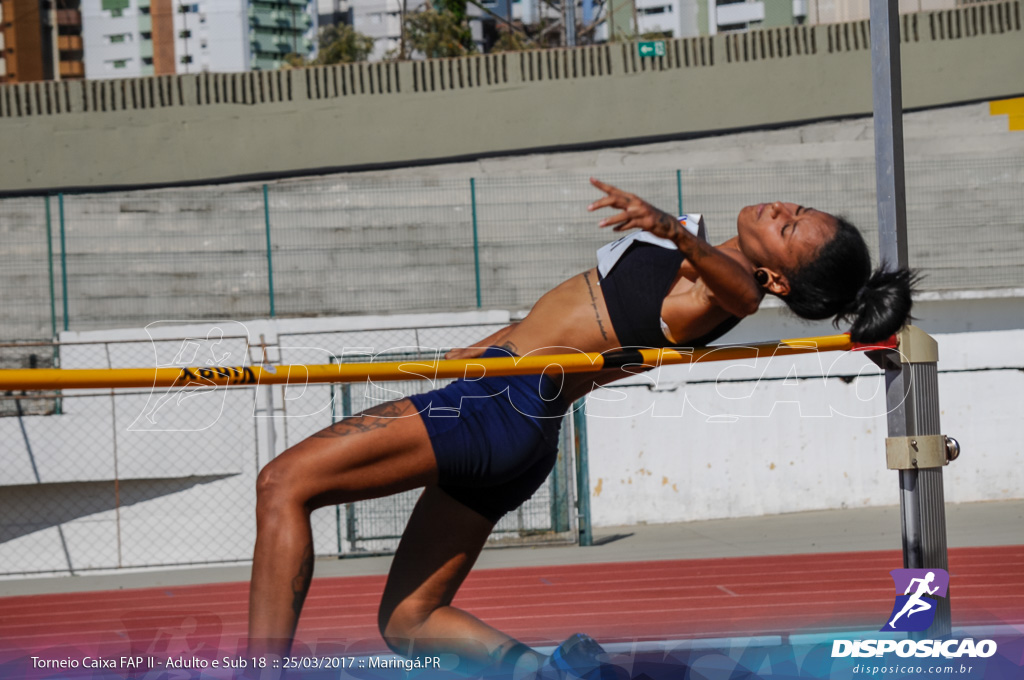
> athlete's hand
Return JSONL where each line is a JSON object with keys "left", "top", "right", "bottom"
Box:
{"left": 444, "top": 346, "right": 487, "bottom": 360}
{"left": 587, "top": 177, "right": 680, "bottom": 240}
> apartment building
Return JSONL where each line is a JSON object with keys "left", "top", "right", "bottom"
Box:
{"left": 0, "top": 0, "right": 83, "bottom": 82}
{"left": 55, "top": 0, "right": 85, "bottom": 77}
{"left": 635, "top": 0, "right": 961, "bottom": 38}
{"left": 248, "top": 0, "right": 317, "bottom": 69}
{"left": 347, "top": 0, "right": 419, "bottom": 60}
{"left": 1, "top": 0, "right": 46, "bottom": 82}
{"left": 317, "top": 0, "right": 347, "bottom": 25}
{"left": 81, "top": 0, "right": 316, "bottom": 79}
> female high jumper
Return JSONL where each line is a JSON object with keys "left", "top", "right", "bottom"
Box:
{"left": 247, "top": 178, "right": 915, "bottom": 677}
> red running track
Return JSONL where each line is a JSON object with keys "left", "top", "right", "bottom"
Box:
{"left": 1, "top": 546, "right": 1022, "bottom": 661}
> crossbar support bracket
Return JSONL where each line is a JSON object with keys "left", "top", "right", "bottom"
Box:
{"left": 869, "top": 325, "right": 952, "bottom": 639}
{"left": 886, "top": 435, "right": 959, "bottom": 470}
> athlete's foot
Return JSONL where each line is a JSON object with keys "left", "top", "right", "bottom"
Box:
{"left": 536, "top": 633, "right": 612, "bottom": 680}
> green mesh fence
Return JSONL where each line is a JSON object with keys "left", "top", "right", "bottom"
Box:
{"left": 57, "top": 189, "right": 272, "bottom": 331}
{"left": 0, "top": 325, "right": 576, "bottom": 575}
{"left": 473, "top": 173, "right": 680, "bottom": 308}
{"left": 904, "top": 156, "right": 1024, "bottom": 290}
{"left": 0, "top": 198, "right": 55, "bottom": 347}
{"left": 267, "top": 177, "right": 478, "bottom": 317}
{"left": 1, "top": 157, "right": 1022, "bottom": 344}
{"left": 2, "top": 157, "right": 1022, "bottom": 574}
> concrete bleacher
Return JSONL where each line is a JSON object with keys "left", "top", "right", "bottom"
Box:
{"left": 1, "top": 100, "right": 1021, "bottom": 343}
{"left": 0, "top": 2, "right": 1021, "bottom": 194}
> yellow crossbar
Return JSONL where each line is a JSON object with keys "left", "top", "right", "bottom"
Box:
{"left": 0, "top": 333, "right": 884, "bottom": 392}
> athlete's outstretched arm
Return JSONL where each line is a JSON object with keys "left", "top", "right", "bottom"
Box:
{"left": 588, "top": 178, "right": 762, "bottom": 318}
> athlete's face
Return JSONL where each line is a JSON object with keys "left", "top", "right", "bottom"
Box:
{"left": 736, "top": 202, "right": 838, "bottom": 290}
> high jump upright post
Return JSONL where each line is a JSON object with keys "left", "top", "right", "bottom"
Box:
{"left": 869, "top": 0, "right": 953, "bottom": 638}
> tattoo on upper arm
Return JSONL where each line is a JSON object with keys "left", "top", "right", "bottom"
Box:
{"left": 583, "top": 271, "right": 610, "bottom": 341}
{"left": 675, "top": 225, "right": 714, "bottom": 263}
{"left": 291, "top": 541, "right": 314, "bottom": 619}
{"left": 311, "top": 400, "right": 408, "bottom": 439}
{"left": 654, "top": 210, "right": 713, "bottom": 263}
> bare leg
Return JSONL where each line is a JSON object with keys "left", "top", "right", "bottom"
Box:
{"left": 248, "top": 400, "right": 438, "bottom": 657}
{"left": 378, "top": 487, "right": 545, "bottom": 676}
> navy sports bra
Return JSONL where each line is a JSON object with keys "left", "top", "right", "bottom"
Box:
{"left": 596, "top": 228, "right": 741, "bottom": 349}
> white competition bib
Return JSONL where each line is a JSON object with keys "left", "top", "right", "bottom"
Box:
{"left": 596, "top": 214, "right": 707, "bottom": 278}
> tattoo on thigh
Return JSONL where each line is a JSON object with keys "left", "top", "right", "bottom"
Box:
{"left": 497, "top": 341, "right": 519, "bottom": 355}
{"left": 291, "top": 542, "right": 314, "bottom": 619}
{"left": 311, "top": 400, "right": 407, "bottom": 439}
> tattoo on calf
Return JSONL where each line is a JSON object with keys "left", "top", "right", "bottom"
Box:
{"left": 583, "top": 271, "right": 610, "bottom": 340}
{"left": 310, "top": 400, "right": 407, "bottom": 439}
{"left": 291, "top": 542, "right": 315, "bottom": 619}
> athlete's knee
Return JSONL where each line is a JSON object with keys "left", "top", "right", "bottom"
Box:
{"left": 377, "top": 598, "right": 431, "bottom": 654}
{"left": 254, "top": 454, "right": 306, "bottom": 516}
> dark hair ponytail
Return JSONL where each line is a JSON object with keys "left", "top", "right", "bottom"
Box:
{"left": 836, "top": 266, "right": 919, "bottom": 343}
{"left": 780, "top": 217, "right": 918, "bottom": 343}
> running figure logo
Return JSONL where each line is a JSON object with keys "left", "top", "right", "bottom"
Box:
{"left": 881, "top": 569, "right": 950, "bottom": 632}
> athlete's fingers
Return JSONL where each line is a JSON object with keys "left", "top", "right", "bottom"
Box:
{"left": 590, "top": 193, "right": 645, "bottom": 215}
{"left": 587, "top": 195, "right": 623, "bottom": 212}
{"left": 589, "top": 177, "right": 623, "bottom": 195}
{"left": 603, "top": 201, "right": 660, "bottom": 227}
{"left": 590, "top": 179, "right": 641, "bottom": 209}
{"left": 599, "top": 210, "right": 632, "bottom": 228}
{"left": 592, "top": 188, "right": 639, "bottom": 207}
{"left": 624, "top": 204, "right": 657, "bottom": 228}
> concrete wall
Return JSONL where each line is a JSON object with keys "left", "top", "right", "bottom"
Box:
{"left": 585, "top": 293, "right": 1024, "bottom": 525}
{"left": 1, "top": 295, "right": 1021, "bottom": 574}
{"left": 0, "top": 1, "right": 1021, "bottom": 193}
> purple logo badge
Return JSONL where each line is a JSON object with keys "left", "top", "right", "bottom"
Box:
{"left": 881, "top": 569, "right": 949, "bottom": 632}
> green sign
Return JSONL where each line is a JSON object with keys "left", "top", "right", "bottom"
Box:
{"left": 638, "top": 41, "right": 666, "bottom": 58}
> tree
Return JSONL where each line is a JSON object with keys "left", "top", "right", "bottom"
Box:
{"left": 317, "top": 24, "right": 377, "bottom": 64}
{"left": 404, "top": 8, "right": 476, "bottom": 58}
{"left": 280, "top": 53, "right": 309, "bottom": 69}
{"left": 490, "top": 27, "right": 531, "bottom": 53}
{"left": 433, "top": 0, "right": 468, "bottom": 22}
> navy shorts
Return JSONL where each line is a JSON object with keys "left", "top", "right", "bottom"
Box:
{"left": 407, "top": 346, "right": 570, "bottom": 523}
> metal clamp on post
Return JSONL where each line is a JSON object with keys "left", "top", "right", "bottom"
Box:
{"left": 885, "top": 435, "right": 961, "bottom": 470}
{"left": 865, "top": 325, "right": 938, "bottom": 371}
{"left": 896, "top": 325, "right": 939, "bottom": 365}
